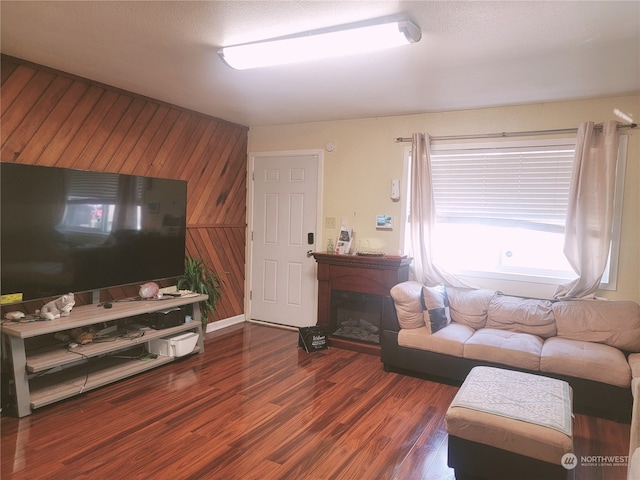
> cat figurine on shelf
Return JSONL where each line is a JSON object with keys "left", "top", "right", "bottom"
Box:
{"left": 37, "top": 293, "right": 75, "bottom": 321}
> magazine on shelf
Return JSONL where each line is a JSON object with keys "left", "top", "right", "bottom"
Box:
{"left": 335, "top": 227, "right": 353, "bottom": 255}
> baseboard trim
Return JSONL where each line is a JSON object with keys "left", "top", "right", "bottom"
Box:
{"left": 206, "top": 314, "right": 245, "bottom": 333}
{"left": 247, "top": 319, "right": 298, "bottom": 332}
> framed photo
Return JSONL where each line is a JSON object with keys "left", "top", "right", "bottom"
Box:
{"left": 376, "top": 215, "right": 393, "bottom": 230}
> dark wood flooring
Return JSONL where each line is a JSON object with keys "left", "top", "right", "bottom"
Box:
{"left": 1, "top": 323, "right": 631, "bottom": 479}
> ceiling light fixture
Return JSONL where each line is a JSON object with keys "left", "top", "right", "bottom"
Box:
{"left": 218, "top": 16, "right": 421, "bottom": 70}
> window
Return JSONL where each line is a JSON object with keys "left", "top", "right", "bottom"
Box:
{"left": 402, "top": 136, "right": 627, "bottom": 290}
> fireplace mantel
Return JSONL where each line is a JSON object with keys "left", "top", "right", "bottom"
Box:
{"left": 311, "top": 253, "right": 412, "bottom": 354}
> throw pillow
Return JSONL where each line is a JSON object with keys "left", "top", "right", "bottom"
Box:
{"left": 422, "top": 285, "right": 451, "bottom": 334}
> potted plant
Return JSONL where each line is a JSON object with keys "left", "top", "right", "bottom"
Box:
{"left": 177, "top": 256, "right": 223, "bottom": 330}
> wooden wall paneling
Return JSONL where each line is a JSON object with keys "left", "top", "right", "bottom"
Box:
{"left": 0, "top": 55, "right": 248, "bottom": 324}
{"left": 169, "top": 116, "right": 211, "bottom": 177}
{"left": 29, "top": 80, "right": 91, "bottom": 165}
{"left": 85, "top": 95, "right": 141, "bottom": 172}
{"left": 225, "top": 150, "right": 249, "bottom": 221}
{"left": 98, "top": 101, "right": 159, "bottom": 173}
{"left": 114, "top": 104, "right": 170, "bottom": 175}
{"left": 150, "top": 114, "right": 204, "bottom": 179}
{"left": 219, "top": 227, "right": 247, "bottom": 316}
{"left": 64, "top": 89, "right": 118, "bottom": 169}
{"left": 71, "top": 94, "right": 135, "bottom": 171}
{"left": 145, "top": 111, "right": 193, "bottom": 178}
{"left": 88, "top": 97, "right": 147, "bottom": 172}
{"left": 177, "top": 121, "right": 220, "bottom": 182}
{"left": 187, "top": 125, "right": 236, "bottom": 223}
{"left": 34, "top": 83, "right": 103, "bottom": 166}
{"left": 1, "top": 69, "right": 56, "bottom": 129}
{"left": 193, "top": 129, "right": 246, "bottom": 225}
{"left": 1, "top": 72, "right": 63, "bottom": 161}
{"left": 1, "top": 64, "right": 35, "bottom": 115}
{"left": 14, "top": 80, "right": 80, "bottom": 164}
{"left": 185, "top": 226, "right": 245, "bottom": 321}
{"left": 138, "top": 108, "right": 181, "bottom": 176}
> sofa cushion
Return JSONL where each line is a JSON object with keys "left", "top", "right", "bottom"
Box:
{"left": 398, "top": 323, "right": 475, "bottom": 357}
{"left": 422, "top": 285, "right": 451, "bottom": 334}
{"left": 540, "top": 337, "right": 631, "bottom": 388}
{"left": 447, "top": 287, "right": 494, "bottom": 330}
{"left": 486, "top": 294, "right": 557, "bottom": 338}
{"left": 553, "top": 300, "right": 640, "bottom": 352}
{"left": 390, "top": 281, "right": 425, "bottom": 329}
{"left": 463, "top": 328, "right": 543, "bottom": 371}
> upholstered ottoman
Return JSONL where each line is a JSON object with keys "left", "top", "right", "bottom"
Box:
{"left": 445, "top": 366, "right": 574, "bottom": 480}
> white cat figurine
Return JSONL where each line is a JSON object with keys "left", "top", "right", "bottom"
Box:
{"left": 37, "top": 293, "right": 75, "bottom": 321}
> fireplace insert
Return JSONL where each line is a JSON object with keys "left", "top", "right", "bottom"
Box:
{"left": 330, "top": 290, "right": 382, "bottom": 345}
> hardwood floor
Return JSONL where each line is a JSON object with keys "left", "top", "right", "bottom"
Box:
{"left": 1, "top": 323, "right": 631, "bottom": 479}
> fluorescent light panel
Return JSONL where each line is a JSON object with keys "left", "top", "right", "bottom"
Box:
{"left": 219, "top": 17, "right": 421, "bottom": 70}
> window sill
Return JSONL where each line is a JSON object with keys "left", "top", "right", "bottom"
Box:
{"left": 451, "top": 269, "right": 614, "bottom": 299}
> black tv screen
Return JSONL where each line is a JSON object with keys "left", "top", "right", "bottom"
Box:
{"left": 1, "top": 163, "right": 187, "bottom": 302}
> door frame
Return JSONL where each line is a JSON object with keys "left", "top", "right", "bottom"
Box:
{"left": 245, "top": 149, "right": 324, "bottom": 327}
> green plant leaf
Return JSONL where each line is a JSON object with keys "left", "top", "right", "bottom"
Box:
{"left": 178, "top": 256, "right": 224, "bottom": 329}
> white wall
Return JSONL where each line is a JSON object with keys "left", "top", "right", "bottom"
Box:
{"left": 248, "top": 95, "right": 640, "bottom": 301}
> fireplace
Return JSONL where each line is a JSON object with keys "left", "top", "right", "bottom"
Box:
{"left": 311, "top": 253, "right": 412, "bottom": 354}
{"left": 331, "top": 290, "right": 382, "bottom": 344}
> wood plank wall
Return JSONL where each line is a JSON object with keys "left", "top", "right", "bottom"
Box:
{"left": 0, "top": 55, "right": 247, "bottom": 324}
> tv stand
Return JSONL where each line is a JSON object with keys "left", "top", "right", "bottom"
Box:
{"left": 1, "top": 294, "right": 207, "bottom": 417}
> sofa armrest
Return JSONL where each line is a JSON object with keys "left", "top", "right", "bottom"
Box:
{"left": 389, "top": 281, "right": 425, "bottom": 329}
{"left": 382, "top": 295, "right": 401, "bottom": 333}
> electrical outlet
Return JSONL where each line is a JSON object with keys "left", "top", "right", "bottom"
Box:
{"left": 325, "top": 216, "right": 336, "bottom": 229}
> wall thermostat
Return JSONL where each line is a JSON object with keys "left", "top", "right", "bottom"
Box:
{"left": 325, "top": 142, "right": 335, "bottom": 152}
{"left": 391, "top": 179, "right": 400, "bottom": 200}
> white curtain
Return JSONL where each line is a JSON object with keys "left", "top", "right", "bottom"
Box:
{"left": 408, "top": 133, "right": 470, "bottom": 288}
{"left": 554, "top": 120, "right": 620, "bottom": 299}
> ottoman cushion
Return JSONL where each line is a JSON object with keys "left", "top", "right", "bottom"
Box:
{"left": 445, "top": 366, "right": 573, "bottom": 465}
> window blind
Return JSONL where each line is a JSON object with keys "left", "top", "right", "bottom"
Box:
{"left": 64, "top": 170, "right": 143, "bottom": 203}
{"left": 430, "top": 143, "right": 575, "bottom": 232}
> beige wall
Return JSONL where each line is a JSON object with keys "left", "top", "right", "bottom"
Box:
{"left": 248, "top": 95, "right": 639, "bottom": 301}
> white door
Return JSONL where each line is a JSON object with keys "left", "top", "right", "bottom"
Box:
{"left": 249, "top": 152, "right": 320, "bottom": 327}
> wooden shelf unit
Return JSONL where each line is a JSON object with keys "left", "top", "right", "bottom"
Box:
{"left": 1, "top": 294, "right": 207, "bottom": 417}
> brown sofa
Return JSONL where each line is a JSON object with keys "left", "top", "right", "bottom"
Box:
{"left": 382, "top": 281, "right": 640, "bottom": 423}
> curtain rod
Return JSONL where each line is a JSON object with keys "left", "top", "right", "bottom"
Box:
{"left": 394, "top": 123, "right": 638, "bottom": 143}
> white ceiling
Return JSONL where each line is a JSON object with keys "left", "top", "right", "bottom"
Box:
{"left": 1, "top": 1, "right": 639, "bottom": 127}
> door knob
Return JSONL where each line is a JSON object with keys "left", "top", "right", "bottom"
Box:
{"left": 307, "top": 250, "right": 314, "bottom": 258}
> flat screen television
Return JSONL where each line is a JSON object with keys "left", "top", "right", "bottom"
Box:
{"left": 1, "top": 163, "right": 187, "bottom": 302}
